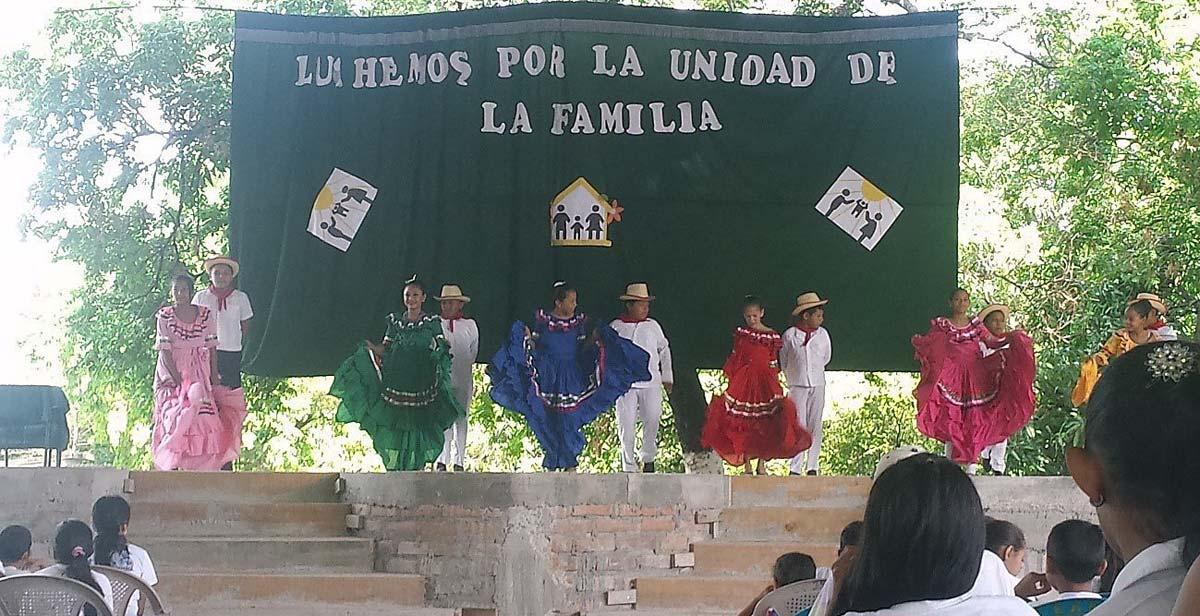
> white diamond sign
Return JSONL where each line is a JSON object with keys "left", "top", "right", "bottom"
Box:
{"left": 307, "top": 168, "right": 378, "bottom": 252}
{"left": 814, "top": 166, "right": 903, "bottom": 251}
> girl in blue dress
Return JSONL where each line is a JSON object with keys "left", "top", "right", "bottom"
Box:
{"left": 489, "top": 281, "right": 650, "bottom": 471}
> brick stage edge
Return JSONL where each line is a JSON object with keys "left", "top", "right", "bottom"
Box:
{"left": 2, "top": 469, "right": 1095, "bottom": 616}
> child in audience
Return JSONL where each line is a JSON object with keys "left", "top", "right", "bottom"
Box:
{"left": 1032, "top": 520, "right": 1106, "bottom": 614}
{"left": 92, "top": 495, "right": 158, "bottom": 616}
{"left": 811, "top": 521, "right": 865, "bottom": 616}
{"left": 829, "top": 453, "right": 1036, "bottom": 615}
{"left": 737, "top": 552, "right": 819, "bottom": 616}
{"left": 0, "top": 525, "right": 34, "bottom": 575}
{"left": 978, "top": 518, "right": 1051, "bottom": 600}
{"left": 37, "top": 519, "right": 114, "bottom": 615}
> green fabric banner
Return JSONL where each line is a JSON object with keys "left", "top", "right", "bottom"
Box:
{"left": 230, "top": 4, "right": 959, "bottom": 377}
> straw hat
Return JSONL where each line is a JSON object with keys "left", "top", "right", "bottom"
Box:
{"left": 1127, "top": 292, "right": 1168, "bottom": 314}
{"left": 435, "top": 284, "right": 470, "bottom": 303}
{"left": 978, "top": 304, "right": 1011, "bottom": 321}
{"left": 619, "top": 283, "right": 655, "bottom": 301}
{"left": 791, "top": 292, "right": 829, "bottom": 316}
{"left": 203, "top": 255, "right": 239, "bottom": 277}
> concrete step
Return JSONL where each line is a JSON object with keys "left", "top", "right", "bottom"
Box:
{"left": 140, "top": 537, "right": 374, "bottom": 572}
{"left": 729, "top": 476, "right": 871, "bottom": 508}
{"left": 127, "top": 471, "right": 341, "bottom": 503}
{"left": 634, "top": 575, "right": 771, "bottom": 611}
{"left": 130, "top": 501, "right": 351, "bottom": 537}
{"left": 156, "top": 572, "right": 425, "bottom": 605}
{"left": 717, "top": 506, "right": 862, "bottom": 541}
{"left": 693, "top": 541, "right": 839, "bottom": 576}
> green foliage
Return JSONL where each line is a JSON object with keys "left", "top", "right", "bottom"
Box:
{"left": 820, "top": 373, "right": 941, "bottom": 477}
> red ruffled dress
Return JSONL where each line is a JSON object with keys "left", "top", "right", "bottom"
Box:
{"left": 701, "top": 327, "right": 812, "bottom": 465}
{"left": 912, "top": 317, "right": 1036, "bottom": 464}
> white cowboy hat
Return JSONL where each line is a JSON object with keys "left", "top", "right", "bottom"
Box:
{"left": 435, "top": 284, "right": 471, "bottom": 303}
{"left": 873, "top": 446, "right": 925, "bottom": 480}
{"left": 1127, "top": 292, "right": 1168, "bottom": 315}
{"left": 978, "top": 304, "right": 1011, "bottom": 321}
{"left": 791, "top": 292, "right": 829, "bottom": 316}
{"left": 203, "top": 255, "right": 239, "bottom": 277}
{"left": 619, "top": 283, "right": 655, "bottom": 301}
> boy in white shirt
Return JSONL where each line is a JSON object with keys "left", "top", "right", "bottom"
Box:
{"left": 434, "top": 284, "right": 478, "bottom": 472}
{"left": 781, "top": 292, "right": 832, "bottom": 476}
{"left": 610, "top": 283, "right": 673, "bottom": 473}
{"left": 192, "top": 255, "right": 253, "bottom": 390}
{"left": 0, "top": 525, "right": 34, "bottom": 576}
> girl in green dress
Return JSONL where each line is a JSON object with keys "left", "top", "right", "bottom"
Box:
{"left": 330, "top": 276, "right": 464, "bottom": 470}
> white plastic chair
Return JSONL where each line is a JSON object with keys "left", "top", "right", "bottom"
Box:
{"left": 0, "top": 574, "right": 114, "bottom": 616}
{"left": 91, "top": 566, "right": 168, "bottom": 615}
{"left": 753, "top": 578, "right": 827, "bottom": 616}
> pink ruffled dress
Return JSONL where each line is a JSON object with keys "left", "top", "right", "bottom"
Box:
{"left": 912, "top": 317, "right": 1036, "bottom": 464}
{"left": 152, "top": 305, "right": 248, "bottom": 470}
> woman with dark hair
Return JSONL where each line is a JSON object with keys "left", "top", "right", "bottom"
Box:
{"left": 912, "top": 289, "right": 1034, "bottom": 471}
{"left": 488, "top": 281, "right": 650, "bottom": 471}
{"left": 92, "top": 495, "right": 157, "bottom": 616}
{"left": 152, "top": 273, "right": 248, "bottom": 470}
{"left": 36, "top": 519, "right": 114, "bottom": 615}
{"left": 1067, "top": 341, "right": 1200, "bottom": 615}
{"left": 1071, "top": 293, "right": 1177, "bottom": 406}
{"left": 331, "top": 275, "right": 465, "bottom": 471}
{"left": 830, "top": 454, "right": 1036, "bottom": 615}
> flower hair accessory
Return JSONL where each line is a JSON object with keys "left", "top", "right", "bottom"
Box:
{"left": 71, "top": 546, "right": 85, "bottom": 558}
{"left": 1146, "top": 343, "right": 1198, "bottom": 383}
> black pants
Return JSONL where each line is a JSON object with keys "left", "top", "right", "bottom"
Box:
{"left": 217, "top": 350, "right": 243, "bottom": 389}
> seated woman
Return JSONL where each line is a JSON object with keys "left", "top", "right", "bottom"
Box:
{"left": 1067, "top": 341, "right": 1200, "bottom": 615}
{"left": 829, "top": 453, "right": 1037, "bottom": 615}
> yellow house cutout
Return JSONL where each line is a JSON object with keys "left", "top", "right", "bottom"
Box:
{"left": 549, "top": 177, "right": 614, "bottom": 247}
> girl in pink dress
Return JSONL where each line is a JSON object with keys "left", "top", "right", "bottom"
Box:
{"left": 152, "top": 274, "right": 248, "bottom": 470}
{"left": 912, "top": 289, "right": 1035, "bottom": 468}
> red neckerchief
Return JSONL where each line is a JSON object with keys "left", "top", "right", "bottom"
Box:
{"left": 442, "top": 312, "right": 464, "bottom": 332}
{"left": 1148, "top": 318, "right": 1167, "bottom": 330}
{"left": 209, "top": 285, "right": 234, "bottom": 311}
{"left": 797, "top": 326, "right": 818, "bottom": 346}
{"left": 619, "top": 315, "right": 647, "bottom": 323}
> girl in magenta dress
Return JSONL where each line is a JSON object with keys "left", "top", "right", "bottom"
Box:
{"left": 912, "top": 289, "right": 1035, "bottom": 467}
{"left": 701, "top": 296, "right": 812, "bottom": 474}
{"left": 152, "top": 274, "right": 248, "bottom": 471}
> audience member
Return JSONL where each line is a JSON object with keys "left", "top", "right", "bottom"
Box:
{"left": 1066, "top": 341, "right": 1200, "bottom": 615}
{"left": 1032, "top": 520, "right": 1106, "bottom": 614}
{"left": 810, "top": 521, "right": 864, "bottom": 616}
{"left": 36, "top": 519, "right": 114, "bottom": 615}
{"left": 92, "top": 495, "right": 158, "bottom": 616}
{"left": 0, "top": 525, "right": 34, "bottom": 576}
{"left": 737, "top": 552, "right": 819, "bottom": 616}
{"left": 830, "top": 453, "right": 1036, "bottom": 615}
{"left": 976, "top": 518, "right": 1050, "bottom": 599}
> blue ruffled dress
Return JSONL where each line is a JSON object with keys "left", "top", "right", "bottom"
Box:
{"left": 488, "top": 310, "right": 650, "bottom": 469}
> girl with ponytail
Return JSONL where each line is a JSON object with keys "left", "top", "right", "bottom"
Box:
{"left": 92, "top": 495, "right": 158, "bottom": 616}
{"left": 36, "top": 519, "right": 114, "bottom": 615}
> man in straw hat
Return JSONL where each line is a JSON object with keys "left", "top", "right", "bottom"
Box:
{"left": 610, "top": 283, "right": 673, "bottom": 473}
{"left": 434, "top": 284, "right": 478, "bottom": 472}
{"left": 193, "top": 255, "right": 253, "bottom": 391}
{"left": 781, "top": 292, "right": 831, "bottom": 476}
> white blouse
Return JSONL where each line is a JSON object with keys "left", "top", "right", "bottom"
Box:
{"left": 843, "top": 593, "right": 1037, "bottom": 615}
{"left": 1090, "top": 538, "right": 1188, "bottom": 616}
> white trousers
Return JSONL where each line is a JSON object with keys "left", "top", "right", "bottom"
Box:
{"left": 615, "top": 386, "right": 664, "bottom": 472}
{"left": 436, "top": 381, "right": 472, "bottom": 467}
{"left": 787, "top": 385, "right": 826, "bottom": 474}
{"left": 981, "top": 440, "right": 1008, "bottom": 472}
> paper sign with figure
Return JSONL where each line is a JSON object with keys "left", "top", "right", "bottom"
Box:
{"left": 815, "top": 166, "right": 903, "bottom": 251}
{"left": 550, "top": 177, "right": 618, "bottom": 247}
{"left": 308, "top": 168, "right": 378, "bottom": 252}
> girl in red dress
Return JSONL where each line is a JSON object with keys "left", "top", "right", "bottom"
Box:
{"left": 701, "top": 296, "right": 812, "bottom": 475}
{"left": 912, "top": 289, "right": 1036, "bottom": 469}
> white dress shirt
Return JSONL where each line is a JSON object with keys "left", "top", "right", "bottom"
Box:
{"left": 609, "top": 318, "right": 673, "bottom": 389}
{"left": 192, "top": 289, "right": 253, "bottom": 352}
{"left": 843, "top": 594, "right": 1037, "bottom": 615}
{"left": 440, "top": 317, "right": 479, "bottom": 394}
{"left": 1090, "top": 537, "right": 1188, "bottom": 616}
{"left": 781, "top": 326, "right": 832, "bottom": 388}
{"left": 972, "top": 550, "right": 1019, "bottom": 597}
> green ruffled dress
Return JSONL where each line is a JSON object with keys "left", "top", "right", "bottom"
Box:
{"left": 330, "top": 313, "right": 464, "bottom": 470}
